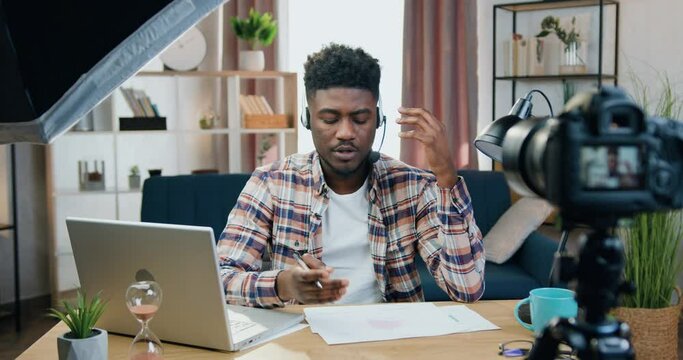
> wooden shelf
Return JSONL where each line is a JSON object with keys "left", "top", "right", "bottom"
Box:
{"left": 112, "top": 128, "right": 297, "bottom": 135}
{"left": 497, "top": 0, "right": 618, "bottom": 12}
{"left": 136, "top": 70, "right": 297, "bottom": 79}
{"left": 64, "top": 131, "right": 115, "bottom": 136}
{"left": 240, "top": 128, "right": 296, "bottom": 134}
{"left": 495, "top": 74, "right": 617, "bottom": 81}
{"left": 115, "top": 129, "right": 173, "bottom": 135}
{"left": 53, "top": 189, "right": 119, "bottom": 196}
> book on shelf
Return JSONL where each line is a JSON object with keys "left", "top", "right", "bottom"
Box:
{"left": 259, "top": 96, "right": 274, "bottom": 115}
{"left": 239, "top": 94, "right": 276, "bottom": 115}
{"left": 238, "top": 94, "right": 288, "bottom": 129}
{"left": 503, "top": 33, "right": 528, "bottom": 77}
{"left": 120, "top": 88, "right": 144, "bottom": 116}
{"left": 120, "top": 87, "right": 160, "bottom": 118}
{"left": 239, "top": 95, "right": 254, "bottom": 115}
{"left": 247, "top": 95, "right": 262, "bottom": 114}
{"left": 133, "top": 89, "right": 156, "bottom": 117}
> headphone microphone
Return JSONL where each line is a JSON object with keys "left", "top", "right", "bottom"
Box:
{"left": 368, "top": 151, "right": 381, "bottom": 163}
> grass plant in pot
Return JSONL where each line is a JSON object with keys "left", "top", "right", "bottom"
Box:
{"left": 614, "top": 72, "right": 683, "bottom": 360}
{"left": 48, "top": 290, "right": 108, "bottom": 360}
{"left": 231, "top": 8, "right": 277, "bottom": 71}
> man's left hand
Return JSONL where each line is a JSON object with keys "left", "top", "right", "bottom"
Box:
{"left": 397, "top": 107, "right": 457, "bottom": 188}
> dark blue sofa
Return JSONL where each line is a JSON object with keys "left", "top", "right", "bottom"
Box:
{"left": 140, "top": 170, "right": 558, "bottom": 300}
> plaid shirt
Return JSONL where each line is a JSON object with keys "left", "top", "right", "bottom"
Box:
{"left": 217, "top": 152, "right": 485, "bottom": 308}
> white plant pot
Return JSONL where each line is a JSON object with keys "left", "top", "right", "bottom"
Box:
{"left": 129, "top": 175, "right": 141, "bottom": 190}
{"left": 57, "top": 328, "right": 108, "bottom": 360}
{"left": 239, "top": 50, "right": 265, "bottom": 71}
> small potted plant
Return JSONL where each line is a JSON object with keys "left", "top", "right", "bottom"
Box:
{"left": 536, "top": 16, "right": 586, "bottom": 74}
{"left": 199, "top": 108, "right": 218, "bottom": 129}
{"left": 230, "top": 8, "right": 278, "bottom": 71}
{"left": 129, "top": 165, "right": 141, "bottom": 190}
{"left": 48, "top": 290, "right": 108, "bottom": 360}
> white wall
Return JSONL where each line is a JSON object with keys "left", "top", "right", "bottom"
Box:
{"left": 477, "top": 0, "right": 683, "bottom": 290}
{"left": 286, "top": 0, "right": 404, "bottom": 159}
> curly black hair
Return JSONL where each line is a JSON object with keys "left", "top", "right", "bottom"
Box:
{"left": 303, "top": 43, "right": 380, "bottom": 100}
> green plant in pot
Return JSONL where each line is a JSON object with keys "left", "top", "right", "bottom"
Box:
{"left": 230, "top": 8, "right": 277, "bottom": 71}
{"left": 129, "top": 165, "right": 141, "bottom": 190}
{"left": 536, "top": 16, "right": 586, "bottom": 74}
{"left": 48, "top": 290, "right": 108, "bottom": 360}
{"left": 614, "top": 71, "right": 683, "bottom": 360}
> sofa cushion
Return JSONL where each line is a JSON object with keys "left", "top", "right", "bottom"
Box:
{"left": 484, "top": 197, "right": 554, "bottom": 264}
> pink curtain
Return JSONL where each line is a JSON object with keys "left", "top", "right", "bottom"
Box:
{"left": 400, "top": 0, "right": 478, "bottom": 170}
{"left": 222, "top": 0, "right": 279, "bottom": 171}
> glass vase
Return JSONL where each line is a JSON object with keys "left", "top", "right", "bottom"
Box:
{"left": 559, "top": 40, "right": 587, "bottom": 75}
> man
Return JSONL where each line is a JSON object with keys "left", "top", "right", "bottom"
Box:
{"left": 217, "top": 44, "right": 484, "bottom": 308}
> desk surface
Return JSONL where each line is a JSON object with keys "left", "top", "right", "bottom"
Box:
{"left": 19, "top": 300, "right": 532, "bottom": 360}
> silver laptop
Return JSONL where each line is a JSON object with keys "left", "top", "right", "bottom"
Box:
{"left": 66, "top": 217, "right": 303, "bottom": 351}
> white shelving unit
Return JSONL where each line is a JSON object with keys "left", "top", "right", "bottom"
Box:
{"left": 46, "top": 70, "right": 298, "bottom": 300}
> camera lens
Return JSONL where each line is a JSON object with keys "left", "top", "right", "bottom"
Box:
{"left": 501, "top": 116, "right": 554, "bottom": 198}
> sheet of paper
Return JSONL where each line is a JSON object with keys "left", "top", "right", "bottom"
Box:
{"left": 304, "top": 303, "right": 464, "bottom": 345}
{"left": 438, "top": 305, "right": 500, "bottom": 332}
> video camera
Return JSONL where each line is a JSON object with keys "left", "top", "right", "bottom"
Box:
{"left": 500, "top": 86, "right": 683, "bottom": 224}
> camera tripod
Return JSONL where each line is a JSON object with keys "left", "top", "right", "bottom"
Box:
{"left": 527, "top": 225, "right": 635, "bottom": 360}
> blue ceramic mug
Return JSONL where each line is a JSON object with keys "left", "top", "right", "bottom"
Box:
{"left": 514, "top": 287, "right": 578, "bottom": 333}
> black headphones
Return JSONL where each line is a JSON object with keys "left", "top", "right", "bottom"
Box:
{"left": 300, "top": 99, "right": 386, "bottom": 130}
{"left": 301, "top": 95, "right": 387, "bottom": 163}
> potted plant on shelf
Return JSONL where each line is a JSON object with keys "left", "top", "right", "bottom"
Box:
{"left": 129, "top": 165, "right": 141, "bottom": 190}
{"left": 614, "top": 72, "right": 683, "bottom": 360}
{"left": 230, "top": 8, "right": 278, "bottom": 71}
{"left": 199, "top": 108, "right": 218, "bottom": 129}
{"left": 536, "top": 16, "right": 586, "bottom": 75}
{"left": 48, "top": 290, "right": 108, "bottom": 360}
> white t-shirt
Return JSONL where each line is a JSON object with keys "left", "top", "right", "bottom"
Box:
{"left": 321, "top": 180, "right": 383, "bottom": 304}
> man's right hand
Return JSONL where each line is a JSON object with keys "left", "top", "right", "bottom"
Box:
{"left": 276, "top": 253, "right": 349, "bottom": 304}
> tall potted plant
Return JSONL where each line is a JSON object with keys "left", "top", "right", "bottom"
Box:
{"left": 614, "top": 72, "right": 683, "bottom": 360}
{"left": 230, "top": 8, "right": 278, "bottom": 71}
{"left": 48, "top": 290, "right": 108, "bottom": 360}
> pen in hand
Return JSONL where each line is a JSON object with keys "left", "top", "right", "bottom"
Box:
{"left": 292, "top": 251, "right": 324, "bottom": 289}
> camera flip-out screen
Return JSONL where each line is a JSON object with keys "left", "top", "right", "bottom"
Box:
{"left": 579, "top": 145, "right": 645, "bottom": 190}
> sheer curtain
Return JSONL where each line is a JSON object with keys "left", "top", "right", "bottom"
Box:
{"left": 400, "top": 0, "right": 478, "bottom": 170}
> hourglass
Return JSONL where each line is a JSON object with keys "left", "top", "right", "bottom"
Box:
{"left": 125, "top": 281, "right": 163, "bottom": 360}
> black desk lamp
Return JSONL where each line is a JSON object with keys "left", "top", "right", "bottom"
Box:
{"left": 474, "top": 90, "right": 554, "bottom": 162}
{"left": 474, "top": 89, "right": 564, "bottom": 286}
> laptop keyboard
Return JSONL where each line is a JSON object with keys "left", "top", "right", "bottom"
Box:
{"left": 230, "top": 319, "right": 257, "bottom": 334}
